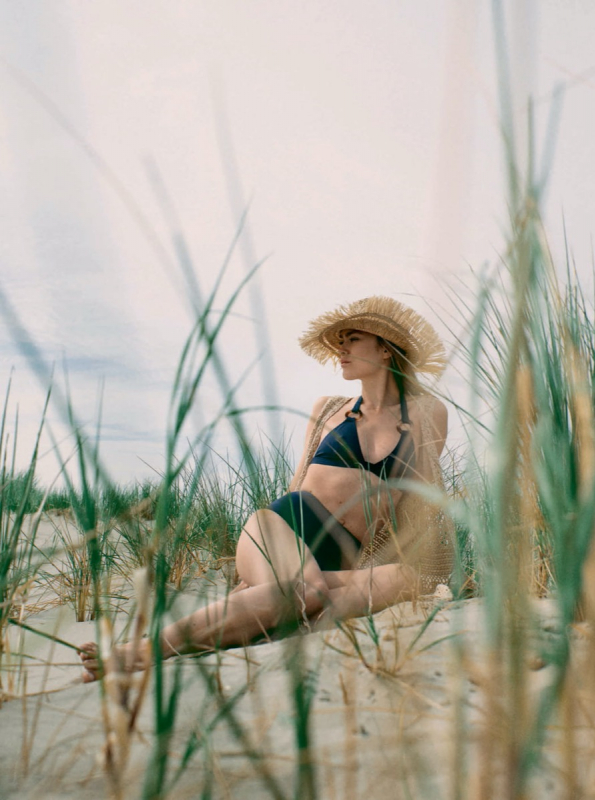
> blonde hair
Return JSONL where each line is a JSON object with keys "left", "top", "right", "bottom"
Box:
{"left": 377, "top": 337, "right": 424, "bottom": 396}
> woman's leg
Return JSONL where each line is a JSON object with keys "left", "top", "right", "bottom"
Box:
{"left": 235, "top": 508, "right": 331, "bottom": 597}
{"left": 80, "top": 509, "right": 332, "bottom": 681}
{"left": 79, "top": 579, "right": 321, "bottom": 681}
{"left": 322, "top": 563, "right": 418, "bottom": 619}
{"left": 79, "top": 564, "right": 417, "bottom": 681}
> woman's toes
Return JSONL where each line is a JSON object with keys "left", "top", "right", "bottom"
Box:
{"left": 78, "top": 639, "right": 151, "bottom": 681}
{"left": 79, "top": 656, "right": 101, "bottom": 682}
{"left": 81, "top": 666, "right": 98, "bottom": 683}
{"left": 78, "top": 642, "right": 101, "bottom": 681}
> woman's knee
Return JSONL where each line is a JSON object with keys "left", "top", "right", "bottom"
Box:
{"left": 240, "top": 509, "right": 268, "bottom": 542}
{"left": 237, "top": 510, "right": 276, "bottom": 561}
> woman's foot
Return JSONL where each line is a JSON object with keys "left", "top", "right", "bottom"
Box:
{"left": 78, "top": 639, "right": 151, "bottom": 683}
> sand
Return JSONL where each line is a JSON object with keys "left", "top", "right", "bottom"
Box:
{"left": 0, "top": 515, "right": 591, "bottom": 798}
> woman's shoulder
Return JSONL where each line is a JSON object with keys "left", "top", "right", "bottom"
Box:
{"left": 409, "top": 393, "right": 448, "bottom": 420}
{"left": 310, "top": 395, "right": 331, "bottom": 415}
{"left": 310, "top": 395, "right": 352, "bottom": 415}
{"left": 307, "top": 395, "right": 353, "bottom": 429}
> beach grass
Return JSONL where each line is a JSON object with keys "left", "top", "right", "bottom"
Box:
{"left": 2, "top": 209, "right": 595, "bottom": 800}
{"left": 2, "top": 7, "right": 595, "bottom": 797}
{"left": 2, "top": 221, "right": 595, "bottom": 796}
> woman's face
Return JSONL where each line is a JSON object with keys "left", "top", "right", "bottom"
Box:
{"left": 338, "top": 330, "right": 390, "bottom": 380}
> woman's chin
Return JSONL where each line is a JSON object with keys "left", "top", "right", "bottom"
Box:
{"left": 340, "top": 369, "right": 357, "bottom": 381}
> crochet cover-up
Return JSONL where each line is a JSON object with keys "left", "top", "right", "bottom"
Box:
{"left": 294, "top": 395, "right": 454, "bottom": 593}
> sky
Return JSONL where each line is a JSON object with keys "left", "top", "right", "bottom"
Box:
{"left": 0, "top": 0, "right": 594, "bottom": 486}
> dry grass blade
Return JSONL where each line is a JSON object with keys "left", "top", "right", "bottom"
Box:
{"left": 99, "top": 568, "right": 151, "bottom": 800}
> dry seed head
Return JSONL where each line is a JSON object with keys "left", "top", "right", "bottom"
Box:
{"left": 99, "top": 617, "right": 113, "bottom": 660}
{"left": 567, "top": 345, "right": 595, "bottom": 499}
{"left": 132, "top": 568, "right": 150, "bottom": 617}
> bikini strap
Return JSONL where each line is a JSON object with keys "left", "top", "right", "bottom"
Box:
{"left": 352, "top": 394, "right": 409, "bottom": 425}
{"left": 400, "top": 392, "right": 411, "bottom": 425}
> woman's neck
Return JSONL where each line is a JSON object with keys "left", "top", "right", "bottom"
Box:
{"left": 358, "top": 376, "right": 401, "bottom": 412}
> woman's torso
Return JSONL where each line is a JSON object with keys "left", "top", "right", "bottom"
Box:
{"left": 299, "top": 396, "right": 423, "bottom": 547}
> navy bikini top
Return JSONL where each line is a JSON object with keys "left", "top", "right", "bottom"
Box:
{"left": 310, "top": 396, "right": 415, "bottom": 480}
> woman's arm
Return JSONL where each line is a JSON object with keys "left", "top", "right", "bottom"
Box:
{"left": 287, "top": 396, "right": 330, "bottom": 492}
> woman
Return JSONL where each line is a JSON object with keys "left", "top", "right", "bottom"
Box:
{"left": 80, "top": 296, "right": 453, "bottom": 681}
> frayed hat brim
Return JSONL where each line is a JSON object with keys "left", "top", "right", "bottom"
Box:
{"left": 299, "top": 296, "right": 446, "bottom": 376}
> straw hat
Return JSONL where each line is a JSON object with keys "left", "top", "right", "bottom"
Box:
{"left": 299, "top": 295, "right": 446, "bottom": 375}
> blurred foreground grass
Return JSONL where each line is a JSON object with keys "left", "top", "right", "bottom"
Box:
{"left": 2, "top": 230, "right": 595, "bottom": 798}
{"left": 2, "top": 9, "right": 595, "bottom": 795}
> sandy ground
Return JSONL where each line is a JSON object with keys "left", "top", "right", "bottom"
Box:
{"left": 0, "top": 515, "right": 593, "bottom": 798}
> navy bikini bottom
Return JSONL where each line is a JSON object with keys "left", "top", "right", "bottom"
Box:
{"left": 267, "top": 491, "right": 362, "bottom": 571}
